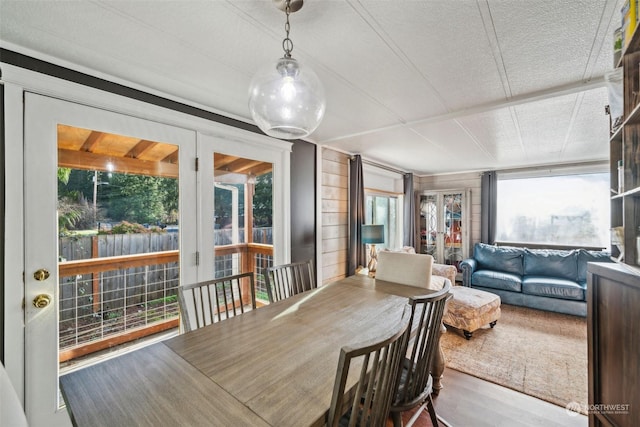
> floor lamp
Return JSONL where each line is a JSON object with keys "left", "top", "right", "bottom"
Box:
{"left": 362, "top": 224, "right": 385, "bottom": 274}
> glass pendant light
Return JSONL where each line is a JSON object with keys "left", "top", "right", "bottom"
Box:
{"left": 248, "top": 0, "right": 325, "bottom": 140}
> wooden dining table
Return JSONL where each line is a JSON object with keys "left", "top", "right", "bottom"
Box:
{"left": 60, "top": 274, "right": 446, "bottom": 427}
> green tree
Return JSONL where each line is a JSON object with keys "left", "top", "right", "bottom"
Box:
{"left": 58, "top": 169, "right": 178, "bottom": 228}
{"left": 106, "top": 174, "right": 169, "bottom": 224}
{"left": 159, "top": 177, "right": 179, "bottom": 224}
{"left": 253, "top": 172, "right": 272, "bottom": 227}
{"left": 57, "top": 167, "right": 72, "bottom": 185}
{"left": 57, "top": 169, "right": 94, "bottom": 232}
{"left": 58, "top": 169, "right": 93, "bottom": 200}
{"left": 214, "top": 183, "right": 244, "bottom": 229}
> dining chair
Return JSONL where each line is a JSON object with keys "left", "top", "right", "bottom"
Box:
{"left": 390, "top": 280, "right": 452, "bottom": 427}
{"left": 177, "top": 272, "right": 256, "bottom": 332}
{"left": 375, "top": 251, "right": 436, "bottom": 290}
{"left": 327, "top": 305, "right": 412, "bottom": 427}
{"left": 264, "top": 259, "right": 316, "bottom": 303}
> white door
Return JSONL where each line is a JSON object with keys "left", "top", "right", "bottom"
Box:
{"left": 198, "top": 133, "right": 291, "bottom": 276}
{"left": 24, "top": 93, "right": 198, "bottom": 426}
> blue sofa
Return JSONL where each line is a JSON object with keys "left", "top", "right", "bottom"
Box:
{"left": 460, "top": 243, "right": 613, "bottom": 317}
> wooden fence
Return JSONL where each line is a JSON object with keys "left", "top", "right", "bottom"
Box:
{"left": 59, "top": 228, "right": 272, "bottom": 261}
{"left": 58, "top": 229, "right": 272, "bottom": 321}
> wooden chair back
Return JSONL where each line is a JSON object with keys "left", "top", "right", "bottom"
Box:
{"left": 265, "top": 259, "right": 316, "bottom": 303}
{"left": 390, "top": 280, "right": 452, "bottom": 426}
{"left": 178, "top": 272, "right": 256, "bottom": 332}
{"left": 327, "top": 305, "right": 412, "bottom": 427}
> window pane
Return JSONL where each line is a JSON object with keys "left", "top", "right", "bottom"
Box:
{"left": 57, "top": 125, "right": 180, "bottom": 371}
{"left": 213, "top": 154, "right": 273, "bottom": 302}
{"left": 496, "top": 173, "right": 610, "bottom": 248}
{"left": 365, "top": 194, "right": 401, "bottom": 251}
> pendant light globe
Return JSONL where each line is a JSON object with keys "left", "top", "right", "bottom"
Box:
{"left": 249, "top": 56, "right": 325, "bottom": 139}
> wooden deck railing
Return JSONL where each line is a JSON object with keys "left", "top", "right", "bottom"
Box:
{"left": 58, "top": 244, "right": 273, "bottom": 363}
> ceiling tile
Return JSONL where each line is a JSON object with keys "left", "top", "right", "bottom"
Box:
{"left": 489, "top": 0, "right": 621, "bottom": 96}
{"left": 0, "top": 0, "right": 621, "bottom": 175}
{"left": 366, "top": 1, "right": 509, "bottom": 112}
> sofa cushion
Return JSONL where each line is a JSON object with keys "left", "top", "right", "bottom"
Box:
{"left": 523, "top": 249, "right": 578, "bottom": 281}
{"left": 472, "top": 270, "right": 522, "bottom": 292}
{"left": 577, "top": 249, "right": 612, "bottom": 284}
{"left": 474, "top": 243, "right": 524, "bottom": 276}
{"left": 522, "top": 276, "right": 584, "bottom": 301}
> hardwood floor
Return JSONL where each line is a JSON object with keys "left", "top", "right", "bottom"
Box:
{"left": 394, "top": 368, "right": 588, "bottom": 427}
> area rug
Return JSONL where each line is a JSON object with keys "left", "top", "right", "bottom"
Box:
{"left": 440, "top": 303, "right": 587, "bottom": 413}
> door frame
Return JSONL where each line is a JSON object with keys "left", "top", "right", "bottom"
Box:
{"left": 25, "top": 93, "right": 201, "bottom": 426}
{"left": 198, "top": 132, "right": 291, "bottom": 277}
{"left": 2, "top": 62, "right": 291, "bottom": 420}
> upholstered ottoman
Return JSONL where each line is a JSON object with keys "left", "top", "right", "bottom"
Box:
{"left": 443, "top": 286, "right": 501, "bottom": 339}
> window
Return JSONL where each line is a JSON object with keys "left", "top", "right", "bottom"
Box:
{"left": 365, "top": 192, "right": 402, "bottom": 250}
{"left": 496, "top": 172, "right": 610, "bottom": 249}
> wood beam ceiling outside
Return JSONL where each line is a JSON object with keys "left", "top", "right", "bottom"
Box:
{"left": 162, "top": 151, "right": 179, "bottom": 164}
{"left": 59, "top": 127, "right": 271, "bottom": 178}
{"left": 250, "top": 163, "right": 273, "bottom": 176}
{"left": 58, "top": 149, "right": 178, "bottom": 178}
{"left": 229, "top": 159, "right": 262, "bottom": 173}
{"left": 80, "top": 131, "right": 107, "bottom": 152}
{"left": 125, "top": 140, "right": 159, "bottom": 159}
{"left": 213, "top": 153, "right": 272, "bottom": 176}
{"left": 214, "top": 153, "right": 240, "bottom": 168}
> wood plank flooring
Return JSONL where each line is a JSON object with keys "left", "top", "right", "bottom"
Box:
{"left": 393, "top": 368, "right": 588, "bottom": 427}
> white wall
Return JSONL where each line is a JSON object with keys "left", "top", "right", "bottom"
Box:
{"left": 363, "top": 164, "right": 403, "bottom": 193}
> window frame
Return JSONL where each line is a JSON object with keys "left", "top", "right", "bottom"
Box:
{"left": 494, "top": 165, "right": 610, "bottom": 250}
{"left": 364, "top": 189, "right": 403, "bottom": 251}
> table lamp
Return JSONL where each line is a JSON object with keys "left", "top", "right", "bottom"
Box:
{"left": 361, "top": 224, "right": 385, "bottom": 273}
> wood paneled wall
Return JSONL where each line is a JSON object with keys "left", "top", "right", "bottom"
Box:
{"left": 321, "top": 148, "right": 349, "bottom": 285}
{"left": 417, "top": 172, "right": 483, "bottom": 248}
{"left": 318, "top": 157, "right": 484, "bottom": 285}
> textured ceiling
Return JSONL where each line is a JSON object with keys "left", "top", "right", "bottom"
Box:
{"left": 0, "top": 0, "right": 624, "bottom": 175}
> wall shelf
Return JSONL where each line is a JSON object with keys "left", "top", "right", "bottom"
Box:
{"left": 610, "top": 100, "right": 640, "bottom": 141}
{"left": 611, "top": 185, "right": 640, "bottom": 199}
{"left": 609, "top": 22, "right": 640, "bottom": 268}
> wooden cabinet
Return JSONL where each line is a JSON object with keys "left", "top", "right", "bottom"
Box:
{"left": 610, "top": 27, "right": 640, "bottom": 267}
{"left": 587, "top": 262, "right": 640, "bottom": 427}
{"left": 416, "top": 189, "right": 470, "bottom": 272}
{"left": 597, "top": 27, "right": 640, "bottom": 423}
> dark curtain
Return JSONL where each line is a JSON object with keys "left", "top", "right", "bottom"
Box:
{"left": 0, "top": 84, "right": 4, "bottom": 363}
{"left": 403, "top": 173, "right": 415, "bottom": 248}
{"left": 481, "top": 171, "right": 497, "bottom": 244}
{"left": 290, "top": 140, "right": 316, "bottom": 269}
{"left": 348, "top": 155, "right": 366, "bottom": 276}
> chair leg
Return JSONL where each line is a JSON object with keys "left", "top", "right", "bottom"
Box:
{"left": 425, "top": 394, "right": 439, "bottom": 427}
{"left": 404, "top": 403, "right": 426, "bottom": 427}
{"left": 391, "top": 410, "right": 403, "bottom": 427}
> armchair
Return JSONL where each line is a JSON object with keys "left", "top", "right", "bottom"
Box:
{"left": 432, "top": 263, "right": 457, "bottom": 290}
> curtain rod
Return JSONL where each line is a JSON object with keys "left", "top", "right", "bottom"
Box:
{"left": 351, "top": 156, "right": 407, "bottom": 176}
